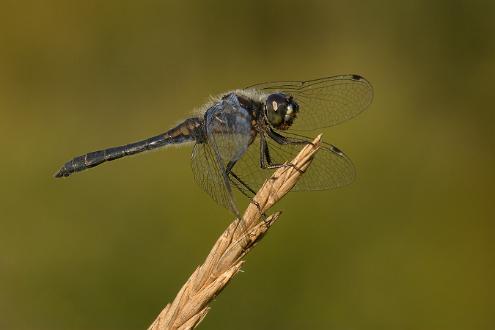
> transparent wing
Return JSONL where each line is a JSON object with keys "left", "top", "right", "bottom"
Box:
{"left": 192, "top": 142, "right": 238, "bottom": 214}
{"left": 231, "top": 133, "right": 355, "bottom": 194}
{"left": 246, "top": 74, "right": 373, "bottom": 130}
{"left": 226, "top": 136, "right": 266, "bottom": 194}
{"left": 266, "top": 136, "right": 355, "bottom": 191}
{"left": 191, "top": 95, "right": 253, "bottom": 215}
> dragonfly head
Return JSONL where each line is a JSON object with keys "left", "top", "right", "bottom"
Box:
{"left": 265, "top": 93, "right": 299, "bottom": 130}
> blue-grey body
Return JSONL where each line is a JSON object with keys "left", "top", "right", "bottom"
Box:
{"left": 55, "top": 75, "right": 373, "bottom": 215}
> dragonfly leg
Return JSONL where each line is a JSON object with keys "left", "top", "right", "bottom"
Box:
{"left": 226, "top": 161, "right": 267, "bottom": 220}
{"left": 267, "top": 128, "right": 313, "bottom": 146}
{"left": 259, "top": 134, "right": 306, "bottom": 174}
{"left": 230, "top": 172, "right": 267, "bottom": 220}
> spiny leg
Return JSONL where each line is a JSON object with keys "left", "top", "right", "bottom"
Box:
{"left": 267, "top": 128, "right": 315, "bottom": 147}
{"left": 226, "top": 161, "right": 267, "bottom": 221}
{"left": 259, "top": 133, "right": 307, "bottom": 174}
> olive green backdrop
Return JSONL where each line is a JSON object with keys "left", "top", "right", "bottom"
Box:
{"left": 1, "top": 1, "right": 493, "bottom": 329}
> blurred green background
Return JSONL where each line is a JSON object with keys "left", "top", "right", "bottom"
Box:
{"left": 1, "top": 0, "right": 494, "bottom": 329}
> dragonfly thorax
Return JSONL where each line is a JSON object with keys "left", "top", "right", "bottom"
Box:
{"left": 265, "top": 93, "right": 299, "bottom": 130}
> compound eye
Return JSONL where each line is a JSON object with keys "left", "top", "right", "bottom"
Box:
{"left": 266, "top": 94, "right": 287, "bottom": 112}
{"left": 266, "top": 93, "right": 288, "bottom": 127}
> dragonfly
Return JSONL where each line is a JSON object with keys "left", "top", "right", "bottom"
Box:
{"left": 55, "top": 74, "right": 373, "bottom": 216}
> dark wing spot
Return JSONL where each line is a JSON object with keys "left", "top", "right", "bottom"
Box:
{"left": 351, "top": 74, "right": 363, "bottom": 81}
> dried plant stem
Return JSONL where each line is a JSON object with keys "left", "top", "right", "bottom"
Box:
{"left": 148, "top": 135, "right": 322, "bottom": 330}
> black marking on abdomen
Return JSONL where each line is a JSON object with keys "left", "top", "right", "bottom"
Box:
{"left": 54, "top": 117, "right": 204, "bottom": 178}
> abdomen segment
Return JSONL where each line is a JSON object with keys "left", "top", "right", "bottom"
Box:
{"left": 54, "top": 117, "right": 203, "bottom": 177}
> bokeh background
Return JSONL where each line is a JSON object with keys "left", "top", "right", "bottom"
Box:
{"left": 1, "top": 0, "right": 494, "bottom": 329}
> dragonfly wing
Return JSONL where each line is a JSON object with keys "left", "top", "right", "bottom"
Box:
{"left": 231, "top": 133, "right": 355, "bottom": 193}
{"left": 264, "top": 136, "right": 355, "bottom": 191}
{"left": 191, "top": 142, "right": 239, "bottom": 214}
{"left": 246, "top": 74, "right": 373, "bottom": 130}
{"left": 191, "top": 95, "right": 253, "bottom": 215}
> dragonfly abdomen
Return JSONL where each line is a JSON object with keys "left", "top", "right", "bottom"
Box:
{"left": 54, "top": 117, "right": 204, "bottom": 178}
